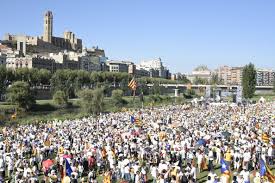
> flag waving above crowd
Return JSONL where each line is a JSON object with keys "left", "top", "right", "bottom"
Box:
{"left": 260, "top": 159, "right": 275, "bottom": 182}
{"left": 128, "top": 77, "right": 137, "bottom": 91}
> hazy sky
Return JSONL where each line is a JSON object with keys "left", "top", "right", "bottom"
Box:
{"left": 1, "top": 0, "right": 275, "bottom": 73}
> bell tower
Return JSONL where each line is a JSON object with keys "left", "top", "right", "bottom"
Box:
{"left": 43, "top": 11, "right": 53, "bottom": 43}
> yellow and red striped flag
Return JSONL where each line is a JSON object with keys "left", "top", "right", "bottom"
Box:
{"left": 128, "top": 78, "right": 137, "bottom": 91}
{"left": 262, "top": 133, "right": 270, "bottom": 143}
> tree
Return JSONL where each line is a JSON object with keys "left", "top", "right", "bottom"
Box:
{"left": 74, "top": 70, "right": 91, "bottom": 90}
{"left": 111, "top": 89, "right": 127, "bottom": 107}
{"left": 79, "top": 88, "right": 104, "bottom": 115}
{"left": 193, "top": 76, "right": 208, "bottom": 85}
{"left": 273, "top": 79, "right": 275, "bottom": 93}
{"left": 242, "top": 63, "right": 257, "bottom": 99}
{"left": 194, "top": 65, "right": 209, "bottom": 71}
{"left": 37, "top": 69, "right": 51, "bottom": 85}
{"left": 150, "top": 81, "right": 165, "bottom": 95}
{"left": 0, "top": 66, "right": 7, "bottom": 98}
{"left": 51, "top": 69, "right": 76, "bottom": 98}
{"left": 6, "top": 81, "right": 35, "bottom": 110}
{"left": 53, "top": 90, "right": 68, "bottom": 107}
{"left": 210, "top": 73, "right": 223, "bottom": 85}
{"left": 178, "top": 74, "right": 190, "bottom": 84}
{"left": 184, "top": 88, "right": 196, "bottom": 99}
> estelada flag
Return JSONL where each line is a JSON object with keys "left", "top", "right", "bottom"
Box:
{"left": 130, "top": 116, "right": 142, "bottom": 127}
{"left": 221, "top": 159, "right": 230, "bottom": 176}
{"left": 128, "top": 78, "right": 137, "bottom": 91}
{"left": 262, "top": 133, "right": 270, "bottom": 143}
{"left": 260, "top": 159, "right": 275, "bottom": 182}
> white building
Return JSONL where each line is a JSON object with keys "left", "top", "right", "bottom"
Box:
{"left": 105, "top": 60, "right": 134, "bottom": 73}
{"left": 187, "top": 65, "right": 212, "bottom": 83}
{"left": 137, "top": 58, "right": 169, "bottom": 78}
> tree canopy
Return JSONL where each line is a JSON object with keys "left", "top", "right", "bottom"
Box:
{"left": 6, "top": 81, "right": 35, "bottom": 110}
{"left": 242, "top": 63, "right": 257, "bottom": 99}
{"left": 79, "top": 88, "right": 104, "bottom": 115}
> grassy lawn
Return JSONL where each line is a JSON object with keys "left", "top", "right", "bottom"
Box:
{"left": 252, "top": 93, "right": 275, "bottom": 102}
{"left": 0, "top": 95, "right": 181, "bottom": 125}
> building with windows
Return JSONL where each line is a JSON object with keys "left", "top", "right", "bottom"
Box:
{"left": 5, "top": 56, "right": 60, "bottom": 71}
{"left": 256, "top": 69, "right": 275, "bottom": 86}
{"left": 215, "top": 66, "right": 243, "bottom": 85}
{"left": 49, "top": 52, "right": 80, "bottom": 70}
{"left": 80, "top": 55, "right": 101, "bottom": 72}
{"left": 216, "top": 65, "right": 231, "bottom": 84}
{"left": 187, "top": 65, "right": 212, "bottom": 83}
{"left": 171, "top": 73, "right": 187, "bottom": 81}
{"left": 105, "top": 60, "right": 134, "bottom": 73}
{"left": 227, "top": 67, "right": 243, "bottom": 85}
{"left": 136, "top": 58, "right": 170, "bottom": 78}
{"left": 135, "top": 69, "right": 150, "bottom": 77}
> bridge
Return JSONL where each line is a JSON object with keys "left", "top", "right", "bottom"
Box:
{"left": 146, "top": 84, "right": 273, "bottom": 97}
{"left": 147, "top": 84, "right": 273, "bottom": 89}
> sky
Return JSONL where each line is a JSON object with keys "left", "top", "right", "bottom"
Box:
{"left": 1, "top": 0, "right": 275, "bottom": 73}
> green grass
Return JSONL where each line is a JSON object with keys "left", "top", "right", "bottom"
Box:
{"left": 0, "top": 95, "right": 181, "bottom": 125}
{"left": 252, "top": 93, "right": 275, "bottom": 102}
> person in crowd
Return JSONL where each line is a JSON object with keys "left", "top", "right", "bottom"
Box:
{"left": 0, "top": 101, "right": 273, "bottom": 182}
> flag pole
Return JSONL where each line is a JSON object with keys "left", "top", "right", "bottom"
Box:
{"left": 133, "top": 89, "right": 136, "bottom": 108}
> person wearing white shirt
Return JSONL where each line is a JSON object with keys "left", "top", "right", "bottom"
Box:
{"left": 243, "top": 151, "right": 251, "bottom": 170}
{"left": 0, "top": 155, "right": 5, "bottom": 179}
{"left": 267, "top": 145, "right": 273, "bottom": 165}
{"left": 233, "top": 151, "right": 241, "bottom": 171}
{"left": 124, "top": 164, "right": 130, "bottom": 181}
{"left": 7, "top": 156, "right": 14, "bottom": 178}
{"left": 150, "top": 165, "right": 158, "bottom": 183}
{"left": 216, "top": 146, "right": 221, "bottom": 164}
{"left": 240, "top": 169, "right": 250, "bottom": 183}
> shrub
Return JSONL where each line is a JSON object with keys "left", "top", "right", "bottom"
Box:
{"left": 111, "top": 89, "right": 127, "bottom": 107}
{"left": 148, "top": 94, "right": 163, "bottom": 103}
{"left": 79, "top": 88, "right": 104, "bottom": 115}
{"left": 6, "top": 81, "right": 35, "bottom": 110}
{"left": 184, "top": 89, "right": 195, "bottom": 99}
{"left": 53, "top": 90, "right": 68, "bottom": 107}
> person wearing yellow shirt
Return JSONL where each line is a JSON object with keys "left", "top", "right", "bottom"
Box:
{"left": 103, "top": 170, "right": 111, "bottom": 183}
{"left": 58, "top": 146, "right": 64, "bottom": 155}
{"left": 224, "top": 150, "right": 232, "bottom": 169}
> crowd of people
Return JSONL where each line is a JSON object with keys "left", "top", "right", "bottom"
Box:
{"left": 0, "top": 101, "right": 274, "bottom": 183}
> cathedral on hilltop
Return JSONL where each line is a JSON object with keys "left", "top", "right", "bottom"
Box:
{"left": 3, "top": 11, "right": 82, "bottom": 52}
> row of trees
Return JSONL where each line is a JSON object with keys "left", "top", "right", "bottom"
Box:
{"left": 192, "top": 74, "right": 224, "bottom": 85}
{"left": 1, "top": 66, "right": 191, "bottom": 111}
{"left": 4, "top": 63, "right": 270, "bottom": 112}
{"left": 0, "top": 66, "right": 191, "bottom": 98}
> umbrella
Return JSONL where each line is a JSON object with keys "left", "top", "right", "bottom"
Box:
{"left": 166, "top": 128, "right": 173, "bottom": 134}
{"left": 42, "top": 159, "right": 54, "bottom": 170}
{"left": 178, "top": 126, "right": 187, "bottom": 132}
{"left": 63, "top": 154, "right": 72, "bottom": 159}
{"left": 222, "top": 131, "right": 231, "bottom": 138}
{"left": 196, "top": 139, "right": 206, "bottom": 146}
